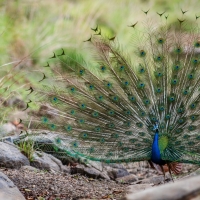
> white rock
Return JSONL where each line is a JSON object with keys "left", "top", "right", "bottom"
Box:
{"left": 126, "top": 175, "right": 200, "bottom": 200}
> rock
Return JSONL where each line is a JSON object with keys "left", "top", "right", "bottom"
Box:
{"left": 125, "top": 175, "right": 200, "bottom": 200}
{"left": 71, "top": 164, "right": 110, "bottom": 180}
{"left": 0, "top": 142, "right": 30, "bottom": 169}
{"left": 126, "top": 184, "right": 152, "bottom": 194}
{"left": 124, "top": 162, "right": 149, "bottom": 169}
{"left": 84, "top": 167, "right": 109, "bottom": 179}
{"left": 0, "top": 123, "right": 17, "bottom": 137}
{"left": 31, "top": 151, "right": 70, "bottom": 173}
{"left": 149, "top": 175, "right": 166, "bottom": 185}
{"left": 128, "top": 168, "right": 137, "bottom": 174}
{"left": 62, "top": 165, "right": 71, "bottom": 174}
{"left": 0, "top": 171, "right": 25, "bottom": 200}
{"left": 134, "top": 175, "right": 168, "bottom": 185}
{"left": 188, "top": 168, "right": 200, "bottom": 176}
{"left": 106, "top": 166, "right": 130, "bottom": 180}
{"left": 99, "top": 171, "right": 111, "bottom": 180}
{"left": 71, "top": 164, "right": 85, "bottom": 174}
{"left": 106, "top": 163, "right": 125, "bottom": 169}
{"left": 20, "top": 165, "right": 39, "bottom": 172}
{"left": 116, "top": 174, "right": 138, "bottom": 183}
{"left": 86, "top": 160, "right": 103, "bottom": 171}
{"left": 102, "top": 164, "right": 133, "bottom": 180}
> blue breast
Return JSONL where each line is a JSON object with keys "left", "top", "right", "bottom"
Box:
{"left": 151, "top": 131, "right": 165, "bottom": 165}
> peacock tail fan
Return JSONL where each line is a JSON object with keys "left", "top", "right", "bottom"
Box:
{"left": 25, "top": 12, "right": 200, "bottom": 166}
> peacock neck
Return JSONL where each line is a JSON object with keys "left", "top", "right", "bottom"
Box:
{"left": 151, "top": 130, "right": 165, "bottom": 165}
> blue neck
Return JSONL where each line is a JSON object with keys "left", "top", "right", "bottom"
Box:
{"left": 151, "top": 130, "right": 165, "bottom": 165}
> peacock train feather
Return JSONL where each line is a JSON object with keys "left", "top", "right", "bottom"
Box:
{"left": 25, "top": 11, "right": 200, "bottom": 176}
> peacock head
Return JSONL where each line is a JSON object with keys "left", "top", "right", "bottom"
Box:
{"left": 153, "top": 121, "right": 159, "bottom": 132}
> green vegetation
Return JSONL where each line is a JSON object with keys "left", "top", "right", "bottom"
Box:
{"left": 0, "top": 0, "right": 199, "bottom": 68}
{"left": 18, "top": 139, "right": 35, "bottom": 162}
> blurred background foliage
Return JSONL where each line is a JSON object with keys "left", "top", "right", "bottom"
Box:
{"left": 0, "top": 0, "right": 199, "bottom": 67}
{"left": 0, "top": 0, "right": 199, "bottom": 113}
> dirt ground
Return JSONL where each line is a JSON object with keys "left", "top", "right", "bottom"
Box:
{"left": 2, "top": 167, "right": 128, "bottom": 200}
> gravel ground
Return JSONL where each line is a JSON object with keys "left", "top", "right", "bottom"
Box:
{"left": 2, "top": 167, "right": 129, "bottom": 200}
{"left": 1, "top": 163, "right": 199, "bottom": 200}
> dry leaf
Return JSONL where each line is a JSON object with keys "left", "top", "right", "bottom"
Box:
{"left": 113, "top": 190, "right": 123, "bottom": 194}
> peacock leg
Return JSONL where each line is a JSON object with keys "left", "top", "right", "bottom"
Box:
{"left": 167, "top": 163, "right": 174, "bottom": 182}
{"left": 160, "top": 164, "right": 166, "bottom": 182}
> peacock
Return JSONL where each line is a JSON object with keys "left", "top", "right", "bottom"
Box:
{"left": 24, "top": 11, "right": 200, "bottom": 178}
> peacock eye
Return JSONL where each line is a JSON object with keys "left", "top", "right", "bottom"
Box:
{"left": 125, "top": 81, "right": 128, "bottom": 85}
{"left": 168, "top": 95, "right": 176, "bottom": 103}
{"left": 71, "top": 87, "right": 75, "bottom": 92}
{"left": 194, "top": 41, "right": 200, "bottom": 47}
{"left": 141, "top": 112, "right": 145, "bottom": 116}
{"left": 67, "top": 126, "right": 72, "bottom": 130}
{"left": 156, "top": 72, "right": 163, "bottom": 77}
{"left": 72, "top": 142, "right": 78, "bottom": 147}
{"left": 155, "top": 56, "right": 163, "bottom": 61}
{"left": 70, "top": 110, "right": 75, "bottom": 114}
{"left": 188, "top": 74, "right": 194, "bottom": 80}
{"left": 158, "top": 38, "right": 164, "bottom": 44}
{"left": 56, "top": 138, "right": 61, "bottom": 144}
{"left": 196, "top": 136, "right": 200, "bottom": 140}
{"left": 144, "top": 99, "right": 150, "bottom": 105}
{"left": 140, "top": 50, "right": 146, "bottom": 57}
{"left": 171, "top": 79, "right": 178, "bottom": 85}
{"left": 159, "top": 106, "right": 164, "bottom": 111}
{"left": 190, "top": 103, "right": 196, "bottom": 109}
{"left": 126, "top": 110, "right": 131, "bottom": 115}
{"left": 101, "top": 66, "right": 106, "bottom": 71}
